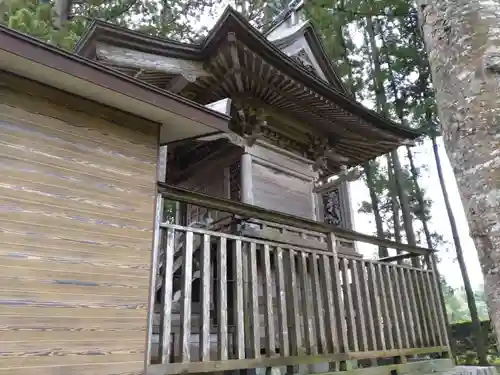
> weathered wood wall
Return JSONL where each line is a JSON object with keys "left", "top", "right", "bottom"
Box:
{"left": 180, "top": 165, "right": 228, "bottom": 224}
{"left": 246, "top": 141, "right": 317, "bottom": 220}
{"left": 177, "top": 150, "right": 242, "bottom": 226}
{"left": 0, "top": 76, "right": 159, "bottom": 375}
{"left": 252, "top": 162, "right": 315, "bottom": 219}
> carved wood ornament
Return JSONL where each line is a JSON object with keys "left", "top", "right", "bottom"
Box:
{"left": 322, "top": 187, "right": 342, "bottom": 226}
{"left": 290, "top": 48, "right": 319, "bottom": 78}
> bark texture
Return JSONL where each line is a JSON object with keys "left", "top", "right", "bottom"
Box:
{"left": 418, "top": 0, "right": 500, "bottom": 343}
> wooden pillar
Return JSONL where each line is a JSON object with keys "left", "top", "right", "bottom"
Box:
{"left": 158, "top": 145, "right": 168, "bottom": 183}
{"left": 240, "top": 152, "right": 253, "bottom": 204}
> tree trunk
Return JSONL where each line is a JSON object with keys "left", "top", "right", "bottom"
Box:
{"left": 406, "top": 146, "right": 433, "bottom": 247}
{"left": 391, "top": 148, "right": 420, "bottom": 264}
{"left": 362, "top": 21, "right": 403, "bottom": 254}
{"left": 334, "top": 10, "right": 387, "bottom": 256}
{"left": 365, "top": 16, "right": 418, "bottom": 263}
{"left": 432, "top": 136, "right": 488, "bottom": 364}
{"left": 364, "top": 161, "right": 388, "bottom": 257}
{"left": 418, "top": 0, "right": 500, "bottom": 347}
{"left": 379, "top": 26, "right": 434, "bottom": 250}
{"left": 386, "top": 154, "right": 403, "bottom": 245}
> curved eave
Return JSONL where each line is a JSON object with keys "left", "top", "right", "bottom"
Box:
{"left": 191, "top": 38, "right": 418, "bottom": 169}
{"left": 74, "top": 8, "right": 421, "bottom": 143}
{"left": 202, "top": 8, "right": 422, "bottom": 141}
{"left": 74, "top": 20, "right": 204, "bottom": 60}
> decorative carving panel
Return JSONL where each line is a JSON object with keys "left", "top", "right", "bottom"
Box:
{"left": 321, "top": 187, "right": 342, "bottom": 226}
{"left": 290, "top": 48, "right": 319, "bottom": 77}
{"left": 318, "top": 182, "right": 353, "bottom": 230}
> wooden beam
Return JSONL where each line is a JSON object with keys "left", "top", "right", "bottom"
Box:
{"left": 95, "top": 43, "right": 212, "bottom": 79}
{"left": 168, "top": 145, "right": 241, "bottom": 184}
{"left": 379, "top": 253, "right": 419, "bottom": 262}
{"left": 232, "top": 94, "right": 326, "bottom": 139}
{"left": 231, "top": 95, "right": 382, "bottom": 163}
{"left": 165, "top": 75, "right": 190, "bottom": 93}
{"left": 314, "top": 167, "right": 363, "bottom": 192}
{"left": 148, "top": 348, "right": 449, "bottom": 375}
{"left": 197, "top": 131, "right": 246, "bottom": 147}
{"left": 157, "top": 182, "right": 435, "bottom": 256}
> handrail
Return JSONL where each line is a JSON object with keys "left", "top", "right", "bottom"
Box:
{"left": 157, "top": 182, "right": 435, "bottom": 256}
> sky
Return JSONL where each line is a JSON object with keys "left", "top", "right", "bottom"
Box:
{"left": 196, "top": 3, "right": 484, "bottom": 290}
{"left": 349, "top": 138, "right": 484, "bottom": 289}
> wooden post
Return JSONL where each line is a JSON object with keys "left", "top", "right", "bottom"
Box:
{"left": 158, "top": 145, "right": 168, "bottom": 183}
{"left": 327, "top": 232, "right": 348, "bottom": 371}
{"left": 240, "top": 153, "right": 253, "bottom": 204}
{"left": 430, "top": 255, "right": 454, "bottom": 358}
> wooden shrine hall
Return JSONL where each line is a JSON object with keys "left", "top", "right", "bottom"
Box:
{"left": 71, "top": 2, "right": 451, "bottom": 375}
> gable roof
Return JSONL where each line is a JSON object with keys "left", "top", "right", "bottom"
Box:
{"left": 74, "top": 7, "right": 422, "bottom": 172}
{"left": 265, "top": 16, "right": 349, "bottom": 93}
{"left": 0, "top": 24, "right": 230, "bottom": 143}
{"left": 75, "top": 8, "right": 418, "bottom": 136}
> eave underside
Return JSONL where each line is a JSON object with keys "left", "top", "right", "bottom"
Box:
{"left": 93, "top": 37, "right": 418, "bottom": 172}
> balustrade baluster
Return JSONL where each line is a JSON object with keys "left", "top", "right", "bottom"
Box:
{"left": 392, "top": 265, "right": 410, "bottom": 349}
{"left": 298, "top": 252, "right": 315, "bottom": 355}
{"left": 351, "top": 259, "right": 368, "bottom": 352}
{"left": 425, "top": 269, "right": 442, "bottom": 346}
{"left": 159, "top": 227, "right": 175, "bottom": 364}
{"left": 375, "top": 263, "right": 393, "bottom": 350}
{"left": 217, "top": 237, "right": 228, "bottom": 360}
{"left": 328, "top": 233, "right": 348, "bottom": 367}
{"left": 360, "top": 262, "right": 376, "bottom": 351}
{"left": 234, "top": 239, "right": 245, "bottom": 359}
{"left": 248, "top": 242, "right": 261, "bottom": 359}
{"left": 262, "top": 244, "right": 276, "bottom": 357}
{"left": 200, "top": 234, "right": 211, "bottom": 362}
{"left": 310, "top": 253, "right": 327, "bottom": 353}
{"left": 340, "top": 258, "right": 357, "bottom": 352}
{"left": 179, "top": 230, "right": 194, "bottom": 362}
{"left": 286, "top": 249, "right": 302, "bottom": 357}
{"left": 275, "top": 247, "right": 289, "bottom": 357}
{"left": 382, "top": 264, "right": 402, "bottom": 351}
{"left": 368, "top": 262, "right": 385, "bottom": 351}
{"left": 399, "top": 266, "right": 416, "bottom": 348}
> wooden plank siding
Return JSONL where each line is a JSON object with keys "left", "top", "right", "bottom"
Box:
{"left": 0, "top": 84, "right": 159, "bottom": 375}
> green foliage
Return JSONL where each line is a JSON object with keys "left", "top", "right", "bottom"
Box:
{"left": 442, "top": 279, "right": 490, "bottom": 323}
{"left": 164, "top": 200, "right": 177, "bottom": 223}
{"left": 0, "top": 0, "right": 223, "bottom": 48}
{"left": 305, "top": 0, "right": 447, "bottom": 252}
{"left": 450, "top": 319, "right": 498, "bottom": 365}
{"left": 1, "top": 0, "right": 84, "bottom": 49}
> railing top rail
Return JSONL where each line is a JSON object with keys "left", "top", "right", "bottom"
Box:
{"left": 158, "top": 182, "right": 435, "bottom": 256}
{"left": 161, "top": 222, "right": 431, "bottom": 271}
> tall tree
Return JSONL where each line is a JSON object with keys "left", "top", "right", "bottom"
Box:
{"left": 431, "top": 125, "right": 489, "bottom": 364}
{"left": 378, "top": 15, "right": 434, "bottom": 251}
{"left": 417, "top": 0, "right": 500, "bottom": 349}
{"left": 365, "top": 13, "right": 419, "bottom": 264}
{"left": 321, "top": 1, "right": 389, "bottom": 257}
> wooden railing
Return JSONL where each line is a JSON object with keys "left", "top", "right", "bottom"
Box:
{"left": 146, "top": 184, "right": 451, "bottom": 375}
